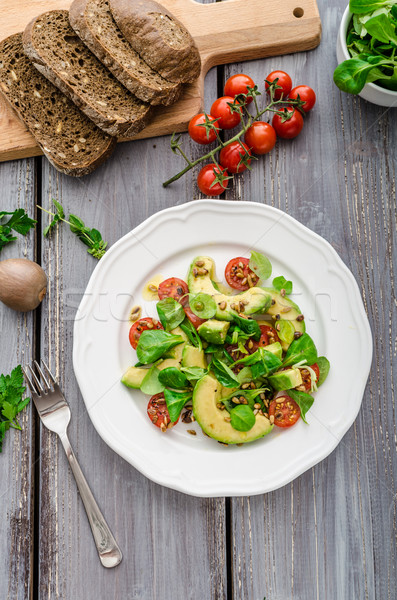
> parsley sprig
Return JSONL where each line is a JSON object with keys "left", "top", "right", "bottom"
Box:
{"left": 0, "top": 209, "right": 36, "bottom": 253}
{"left": 38, "top": 200, "right": 107, "bottom": 260}
{"left": 0, "top": 365, "right": 30, "bottom": 452}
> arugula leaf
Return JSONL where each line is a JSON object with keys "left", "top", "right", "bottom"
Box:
{"left": 316, "top": 356, "right": 331, "bottom": 387}
{"left": 0, "top": 209, "right": 36, "bottom": 253}
{"left": 164, "top": 389, "right": 192, "bottom": 422}
{"left": 0, "top": 365, "right": 30, "bottom": 452}
{"left": 136, "top": 330, "right": 184, "bottom": 364}
{"left": 249, "top": 251, "right": 272, "bottom": 282}
{"left": 158, "top": 367, "right": 189, "bottom": 389}
{"left": 211, "top": 357, "right": 240, "bottom": 388}
{"left": 288, "top": 389, "right": 314, "bottom": 424}
{"left": 232, "top": 314, "right": 261, "bottom": 340}
{"left": 156, "top": 298, "right": 185, "bottom": 331}
{"left": 282, "top": 333, "right": 318, "bottom": 368}
{"left": 140, "top": 366, "right": 164, "bottom": 395}
{"left": 180, "top": 366, "right": 208, "bottom": 382}
{"left": 230, "top": 405, "right": 256, "bottom": 432}
{"left": 272, "top": 275, "right": 293, "bottom": 295}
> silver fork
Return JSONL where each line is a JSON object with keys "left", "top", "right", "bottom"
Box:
{"left": 23, "top": 360, "right": 122, "bottom": 568}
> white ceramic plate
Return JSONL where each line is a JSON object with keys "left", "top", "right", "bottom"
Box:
{"left": 73, "top": 200, "right": 372, "bottom": 497}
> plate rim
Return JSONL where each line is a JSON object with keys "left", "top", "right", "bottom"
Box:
{"left": 73, "top": 199, "right": 373, "bottom": 497}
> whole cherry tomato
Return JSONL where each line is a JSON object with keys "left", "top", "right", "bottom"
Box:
{"left": 197, "top": 163, "right": 229, "bottom": 196}
{"left": 211, "top": 96, "right": 241, "bottom": 129}
{"left": 272, "top": 106, "right": 304, "bottom": 139}
{"left": 265, "top": 70, "right": 292, "bottom": 100}
{"left": 224, "top": 74, "right": 255, "bottom": 104}
{"left": 188, "top": 113, "right": 219, "bottom": 144}
{"left": 219, "top": 141, "right": 252, "bottom": 174}
{"left": 245, "top": 121, "right": 277, "bottom": 155}
{"left": 288, "top": 85, "right": 316, "bottom": 112}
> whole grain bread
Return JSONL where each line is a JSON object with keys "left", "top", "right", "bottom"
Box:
{"left": 22, "top": 10, "right": 152, "bottom": 137}
{"left": 109, "top": 0, "right": 201, "bottom": 84}
{"left": 0, "top": 33, "right": 116, "bottom": 177}
{"left": 69, "top": 0, "right": 182, "bottom": 106}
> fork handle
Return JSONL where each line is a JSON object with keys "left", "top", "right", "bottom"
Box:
{"left": 59, "top": 433, "right": 122, "bottom": 568}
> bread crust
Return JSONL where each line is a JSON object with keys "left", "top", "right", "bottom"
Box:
{"left": 23, "top": 10, "right": 152, "bottom": 137}
{"left": 109, "top": 0, "right": 201, "bottom": 83}
{"left": 69, "top": 0, "right": 182, "bottom": 106}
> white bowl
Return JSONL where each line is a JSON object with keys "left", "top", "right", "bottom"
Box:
{"left": 336, "top": 5, "right": 397, "bottom": 107}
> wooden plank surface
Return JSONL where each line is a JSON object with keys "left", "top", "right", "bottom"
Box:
{"left": 0, "top": 158, "right": 36, "bottom": 600}
{"left": 0, "top": 0, "right": 320, "bottom": 161}
{"left": 0, "top": 0, "right": 396, "bottom": 598}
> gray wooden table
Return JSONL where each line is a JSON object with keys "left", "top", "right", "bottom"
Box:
{"left": 1, "top": 0, "right": 396, "bottom": 598}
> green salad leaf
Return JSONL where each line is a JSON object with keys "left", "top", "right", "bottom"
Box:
{"left": 277, "top": 320, "right": 295, "bottom": 346}
{"left": 140, "top": 366, "right": 164, "bottom": 395}
{"left": 156, "top": 298, "right": 185, "bottom": 331}
{"left": 211, "top": 357, "right": 240, "bottom": 388}
{"left": 189, "top": 293, "right": 217, "bottom": 319}
{"left": 282, "top": 333, "right": 318, "bottom": 368}
{"left": 288, "top": 389, "right": 314, "bottom": 424}
{"left": 231, "top": 314, "right": 261, "bottom": 340}
{"left": 316, "top": 356, "right": 331, "bottom": 387}
{"left": 180, "top": 320, "right": 203, "bottom": 351}
{"left": 249, "top": 251, "right": 272, "bottom": 282}
{"left": 158, "top": 367, "right": 189, "bottom": 389}
{"left": 365, "top": 12, "right": 397, "bottom": 42}
{"left": 272, "top": 275, "right": 293, "bottom": 295}
{"left": 180, "top": 366, "right": 208, "bottom": 382}
{"left": 136, "top": 330, "right": 183, "bottom": 364}
{"left": 230, "top": 405, "right": 256, "bottom": 432}
{"left": 164, "top": 389, "right": 192, "bottom": 422}
{"left": 349, "top": 0, "right": 395, "bottom": 14}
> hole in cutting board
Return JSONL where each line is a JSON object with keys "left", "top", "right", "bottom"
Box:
{"left": 293, "top": 7, "right": 304, "bottom": 18}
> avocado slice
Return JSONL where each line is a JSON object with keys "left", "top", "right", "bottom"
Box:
{"left": 193, "top": 374, "right": 273, "bottom": 444}
{"left": 262, "top": 288, "right": 305, "bottom": 350}
{"left": 188, "top": 256, "right": 272, "bottom": 321}
{"left": 197, "top": 319, "right": 230, "bottom": 344}
{"left": 121, "top": 366, "right": 148, "bottom": 389}
{"left": 267, "top": 368, "right": 302, "bottom": 391}
{"left": 182, "top": 345, "right": 207, "bottom": 369}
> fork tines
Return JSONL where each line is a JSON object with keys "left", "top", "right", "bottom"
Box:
{"left": 23, "top": 359, "right": 56, "bottom": 396}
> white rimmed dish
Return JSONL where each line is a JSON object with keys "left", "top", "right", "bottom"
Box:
{"left": 73, "top": 200, "right": 372, "bottom": 497}
{"left": 336, "top": 5, "right": 397, "bottom": 107}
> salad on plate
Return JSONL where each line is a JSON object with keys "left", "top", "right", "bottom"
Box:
{"left": 121, "top": 253, "right": 330, "bottom": 445}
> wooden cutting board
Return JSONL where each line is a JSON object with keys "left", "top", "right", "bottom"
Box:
{"left": 0, "top": 0, "right": 321, "bottom": 163}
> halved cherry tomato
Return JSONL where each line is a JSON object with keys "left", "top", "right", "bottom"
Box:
{"left": 129, "top": 317, "right": 163, "bottom": 349}
{"left": 225, "top": 257, "right": 259, "bottom": 291}
{"left": 288, "top": 85, "right": 316, "bottom": 112}
{"left": 272, "top": 106, "right": 303, "bottom": 139}
{"left": 244, "top": 121, "right": 277, "bottom": 155}
{"left": 147, "top": 393, "right": 179, "bottom": 430}
{"left": 158, "top": 277, "right": 189, "bottom": 301}
{"left": 299, "top": 363, "right": 320, "bottom": 392}
{"left": 197, "top": 163, "right": 229, "bottom": 196}
{"left": 210, "top": 96, "right": 241, "bottom": 129}
{"left": 258, "top": 325, "right": 281, "bottom": 347}
{"left": 224, "top": 74, "right": 255, "bottom": 104}
{"left": 268, "top": 394, "right": 300, "bottom": 427}
{"left": 219, "top": 141, "right": 251, "bottom": 174}
{"left": 188, "top": 113, "right": 219, "bottom": 145}
{"left": 183, "top": 302, "right": 206, "bottom": 329}
{"left": 265, "top": 70, "right": 292, "bottom": 100}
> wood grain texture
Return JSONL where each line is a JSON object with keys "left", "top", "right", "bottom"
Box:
{"left": 0, "top": 0, "right": 321, "bottom": 161}
{"left": 0, "top": 158, "right": 36, "bottom": 600}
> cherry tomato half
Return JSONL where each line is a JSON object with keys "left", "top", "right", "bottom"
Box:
{"left": 129, "top": 317, "right": 163, "bottom": 349}
{"left": 300, "top": 363, "right": 320, "bottom": 392}
{"left": 288, "top": 85, "right": 316, "bottom": 112}
{"left": 188, "top": 113, "right": 219, "bottom": 145}
{"left": 224, "top": 73, "right": 255, "bottom": 104}
{"left": 258, "top": 325, "right": 281, "bottom": 347}
{"left": 265, "top": 70, "right": 292, "bottom": 100}
{"left": 245, "top": 121, "right": 277, "bottom": 155}
{"left": 158, "top": 277, "right": 189, "bottom": 301}
{"left": 197, "top": 163, "right": 229, "bottom": 196}
{"left": 224, "top": 257, "right": 259, "bottom": 291}
{"left": 211, "top": 96, "right": 241, "bottom": 130}
{"left": 268, "top": 394, "right": 300, "bottom": 428}
{"left": 219, "top": 141, "right": 251, "bottom": 174}
{"left": 147, "top": 393, "right": 179, "bottom": 430}
{"left": 272, "top": 106, "right": 304, "bottom": 139}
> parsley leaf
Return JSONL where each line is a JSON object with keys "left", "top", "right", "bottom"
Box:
{"left": 0, "top": 209, "right": 36, "bottom": 253}
{"left": 0, "top": 365, "right": 30, "bottom": 452}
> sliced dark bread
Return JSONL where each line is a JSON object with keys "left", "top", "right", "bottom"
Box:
{"left": 109, "top": 0, "right": 201, "bottom": 84}
{"left": 0, "top": 33, "right": 116, "bottom": 177}
{"left": 69, "top": 0, "right": 182, "bottom": 106}
{"left": 22, "top": 10, "right": 152, "bottom": 137}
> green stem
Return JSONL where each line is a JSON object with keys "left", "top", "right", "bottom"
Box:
{"left": 37, "top": 205, "right": 94, "bottom": 246}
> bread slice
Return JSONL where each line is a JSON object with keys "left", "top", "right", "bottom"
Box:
{"left": 0, "top": 33, "right": 116, "bottom": 177}
{"left": 69, "top": 0, "right": 182, "bottom": 106}
{"left": 109, "top": 0, "right": 201, "bottom": 84}
{"left": 23, "top": 10, "right": 152, "bottom": 137}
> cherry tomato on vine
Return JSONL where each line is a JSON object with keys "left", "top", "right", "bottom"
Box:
{"left": 219, "top": 141, "right": 252, "bottom": 174}
{"left": 188, "top": 113, "right": 219, "bottom": 144}
{"left": 288, "top": 85, "right": 316, "bottom": 112}
{"left": 147, "top": 393, "right": 178, "bottom": 430}
{"left": 268, "top": 394, "right": 301, "bottom": 428}
{"left": 224, "top": 74, "right": 255, "bottom": 104}
{"left": 197, "top": 163, "right": 229, "bottom": 196}
{"left": 224, "top": 257, "right": 259, "bottom": 291}
{"left": 157, "top": 277, "right": 188, "bottom": 301}
{"left": 272, "top": 106, "right": 304, "bottom": 139}
{"left": 265, "top": 70, "right": 292, "bottom": 100}
{"left": 129, "top": 317, "right": 163, "bottom": 349}
{"left": 244, "top": 121, "right": 277, "bottom": 155}
{"left": 300, "top": 363, "right": 320, "bottom": 392}
{"left": 257, "top": 325, "right": 281, "bottom": 347}
{"left": 210, "top": 96, "right": 241, "bottom": 129}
